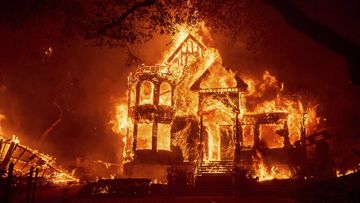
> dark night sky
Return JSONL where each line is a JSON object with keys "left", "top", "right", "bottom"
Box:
{"left": 0, "top": 0, "right": 359, "bottom": 167}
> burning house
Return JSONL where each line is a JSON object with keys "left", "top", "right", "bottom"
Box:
{"left": 116, "top": 27, "right": 327, "bottom": 182}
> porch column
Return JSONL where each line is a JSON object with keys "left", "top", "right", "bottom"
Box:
{"left": 132, "top": 83, "right": 141, "bottom": 152}
{"left": 199, "top": 115, "right": 204, "bottom": 161}
{"left": 152, "top": 121, "right": 158, "bottom": 151}
{"left": 152, "top": 81, "right": 159, "bottom": 151}
{"left": 234, "top": 113, "right": 241, "bottom": 163}
{"left": 135, "top": 83, "right": 140, "bottom": 106}
{"left": 198, "top": 93, "right": 204, "bottom": 161}
{"left": 132, "top": 122, "right": 138, "bottom": 152}
{"left": 253, "top": 123, "right": 260, "bottom": 149}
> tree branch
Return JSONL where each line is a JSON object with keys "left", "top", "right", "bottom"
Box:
{"left": 98, "top": 0, "right": 158, "bottom": 35}
{"left": 38, "top": 99, "right": 63, "bottom": 145}
{"left": 263, "top": 0, "right": 360, "bottom": 85}
{"left": 125, "top": 45, "right": 144, "bottom": 65}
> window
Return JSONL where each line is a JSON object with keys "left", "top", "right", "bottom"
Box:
{"left": 157, "top": 124, "right": 171, "bottom": 150}
{"left": 159, "top": 82, "right": 171, "bottom": 105}
{"left": 139, "top": 81, "right": 154, "bottom": 105}
{"left": 136, "top": 123, "right": 152, "bottom": 149}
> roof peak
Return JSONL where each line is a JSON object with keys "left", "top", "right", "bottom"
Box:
{"left": 165, "top": 33, "right": 207, "bottom": 64}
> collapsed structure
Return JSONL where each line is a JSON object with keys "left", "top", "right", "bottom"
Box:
{"left": 0, "top": 135, "right": 77, "bottom": 185}
{"left": 115, "top": 28, "right": 327, "bottom": 182}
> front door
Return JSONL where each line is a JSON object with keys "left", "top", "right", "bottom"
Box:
{"left": 220, "top": 125, "right": 234, "bottom": 160}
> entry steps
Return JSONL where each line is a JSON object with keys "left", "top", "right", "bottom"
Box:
{"left": 196, "top": 160, "right": 233, "bottom": 176}
{"left": 194, "top": 160, "right": 234, "bottom": 194}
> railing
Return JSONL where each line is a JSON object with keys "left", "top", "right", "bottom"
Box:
{"left": 136, "top": 65, "right": 160, "bottom": 74}
{"left": 199, "top": 88, "right": 239, "bottom": 93}
{"left": 135, "top": 64, "right": 171, "bottom": 76}
{"left": 193, "top": 147, "right": 203, "bottom": 185}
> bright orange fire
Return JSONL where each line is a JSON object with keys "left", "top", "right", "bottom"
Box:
{"left": 111, "top": 23, "right": 320, "bottom": 181}
{"left": 1, "top": 110, "right": 78, "bottom": 185}
{"left": 0, "top": 134, "right": 78, "bottom": 185}
{"left": 252, "top": 150, "right": 292, "bottom": 181}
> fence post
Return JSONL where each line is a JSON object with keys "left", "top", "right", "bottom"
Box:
{"left": 26, "top": 166, "right": 34, "bottom": 203}
{"left": 31, "top": 168, "right": 38, "bottom": 203}
{"left": 3, "top": 162, "right": 14, "bottom": 203}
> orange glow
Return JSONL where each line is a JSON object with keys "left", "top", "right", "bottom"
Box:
{"left": 259, "top": 125, "right": 284, "bottom": 148}
{"left": 112, "top": 103, "right": 132, "bottom": 135}
{"left": 336, "top": 165, "right": 360, "bottom": 177}
{"left": 112, "top": 23, "right": 322, "bottom": 180}
{"left": 243, "top": 70, "right": 319, "bottom": 148}
{"left": 139, "top": 80, "right": 154, "bottom": 105}
{"left": 203, "top": 98, "right": 235, "bottom": 161}
{"left": 0, "top": 114, "right": 5, "bottom": 136}
{"left": 200, "top": 61, "right": 237, "bottom": 89}
{"left": 252, "top": 151, "right": 292, "bottom": 181}
{"left": 157, "top": 124, "right": 171, "bottom": 150}
{"left": 137, "top": 123, "right": 152, "bottom": 149}
{"left": 130, "top": 85, "right": 136, "bottom": 107}
{"left": 0, "top": 134, "right": 78, "bottom": 185}
{"left": 159, "top": 82, "right": 172, "bottom": 106}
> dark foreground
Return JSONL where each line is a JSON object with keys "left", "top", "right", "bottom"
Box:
{"left": 6, "top": 171, "right": 360, "bottom": 203}
{"left": 17, "top": 185, "right": 296, "bottom": 203}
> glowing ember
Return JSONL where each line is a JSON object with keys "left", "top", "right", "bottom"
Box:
{"left": 11, "top": 134, "right": 20, "bottom": 144}
{"left": 336, "top": 164, "right": 360, "bottom": 177}
{"left": 252, "top": 151, "right": 292, "bottom": 181}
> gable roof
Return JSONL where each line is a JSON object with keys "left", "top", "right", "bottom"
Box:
{"left": 190, "top": 63, "right": 248, "bottom": 92}
{"left": 166, "top": 34, "right": 207, "bottom": 64}
{"left": 165, "top": 33, "right": 248, "bottom": 92}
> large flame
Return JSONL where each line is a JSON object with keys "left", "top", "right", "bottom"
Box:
{"left": 252, "top": 150, "right": 292, "bottom": 181}
{"left": 1, "top": 111, "right": 77, "bottom": 185}
{"left": 111, "top": 23, "right": 320, "bottom": 181}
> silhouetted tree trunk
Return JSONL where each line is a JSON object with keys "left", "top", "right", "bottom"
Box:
{"left": 263, "top": 0, "right": 360, "bottom": 85}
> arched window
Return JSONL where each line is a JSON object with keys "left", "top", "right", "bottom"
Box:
{"left": 159, "top": 82, "right": 172, "bottom": 106}
{"left": 139, "top": 80, "right": 154, "bottom": 105}
{"left": 129, "top": 85, "right": 136, "bottom": 107}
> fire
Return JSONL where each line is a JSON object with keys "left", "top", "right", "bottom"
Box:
{"left": 336, "top": 169, "right": 356, "bottom": 177}
{"left": 51, "top": 171, "right": 78, "bottom": 185}
{"left": 0, "top": 114, "right": 6, "bottom": 138}
{"left": 252, "top": 150, "right": 292, "bottom": 181}
{"left": 243, "top": 71, "right": 319, "bottom": 148}
{"left": 112, "top": 102, "right": 132, "bottom": 135}
{"left": 0, "top": 112, "right": 78, "bottom": 185}
{"left": 255, "top": 162, "right": 292, "bottom": 182}
{"left": 161, "top": 23, "right": 210, "bottom": 64}
{"left": 11, "top": 134, "right": 20, "bottom": 144}
{"left": 111, "top": 102, "right": 133, "bottom": 162}
{"left": 111, "top": 22, "right": 322, "bottom": 181}
{"left": 0, "top": 134, "right": 78, "bottom": 185}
